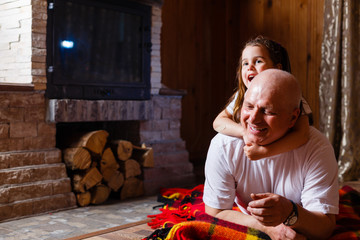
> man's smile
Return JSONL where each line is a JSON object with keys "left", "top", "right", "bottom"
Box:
{"left": 249, "top": 124, "right": 267, "bottom": 133}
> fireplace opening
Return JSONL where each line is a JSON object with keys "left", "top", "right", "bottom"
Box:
{"left": 56, "top": 121, "right": 148, "bottom": 203}
{"left": 46, "top": 0, "right": 152, "bottom": 100}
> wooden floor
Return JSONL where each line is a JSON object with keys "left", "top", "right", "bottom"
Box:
{"left": 65, "top": 219, "right": 155, "bottom": 240}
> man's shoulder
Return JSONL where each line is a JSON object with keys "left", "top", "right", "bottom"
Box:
{"left": 211, "top": 133, "right": 244, "bottom": 148}
{"left": 308, "top": 126, "right": 331, "bottom": 144}
{"left": 208, "top": 133, "right": 246, "bottom": 161}
{"left": 301, "top": 126, "right": 335, "bottom": 155}
{"left": 212, "top": 133, "right": 243, "bottom": 143}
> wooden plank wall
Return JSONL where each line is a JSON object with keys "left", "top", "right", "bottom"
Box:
{"left": 161, "top": 0, "right": 325, "bottom": 163}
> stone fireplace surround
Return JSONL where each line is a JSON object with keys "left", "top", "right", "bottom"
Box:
{"left": 0, "top": 0, "right": 195, "bottom": 222}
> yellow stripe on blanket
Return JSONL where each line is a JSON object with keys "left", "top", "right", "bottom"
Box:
{"left": 164, "top": 220, "right": 264, "bottom": 240}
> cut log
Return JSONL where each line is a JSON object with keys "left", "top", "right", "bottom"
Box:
{"left": 63, "top": 147, "right": 92, "bottom": 170}
{"left": 112, "top": 140, "right": 133, "bottom": 161}
{"left": 90, "top": 184, "right": 111, "bottom": 205}
{"left": 120, "top": 177, "right": 144, "bottom": 200}
{"left": 64, "top": 130, "right": 148, "bottom": 206}
{"left": 76, "top": 191, "right": 91, "bottom": 207}
{"left": 132, "top": 145, "right": 154, "bottom": 167}
{"left": 122, "top": 159, "right": 142, "bottom": 179}
{"left": 72, "top": 174, "right": 86, "bottom": 193}
{"left": 82, "top": 167, "right": 103, "bottom": 190}
{"left": 100, "top": 147, "right": 119, "bottom": 173}
{"left": 107, "top": 171, "right": 124, "bottom": 192}
{"left": 102, "top": 168, "right": 124, "bottom": 192}
{"left": 71, "top": 130, "right": 109, "bottom": 155}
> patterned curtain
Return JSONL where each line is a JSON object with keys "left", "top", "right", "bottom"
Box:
{"left": 319, "top": 0, "right": 360, "bottom": 182}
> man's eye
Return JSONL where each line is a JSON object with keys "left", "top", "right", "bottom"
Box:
{"left": 242, "top": 62, "right": 248, "bottom": 66}
{"left": 256, "top": 59, "right": 263, "bottom": 64}
{"left": 264, "top": 111, "right": 276, "bottom": 115}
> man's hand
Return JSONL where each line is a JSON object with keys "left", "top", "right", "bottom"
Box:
{"left": 247, "top": 193, "right": 293, "bottom": 226}
{"left": 265, "top": 224, "right": 306, "bottom": 240}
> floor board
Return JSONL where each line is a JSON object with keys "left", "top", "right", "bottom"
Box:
{"left": 66, "top": 219, "right": 154, "bottom": 240}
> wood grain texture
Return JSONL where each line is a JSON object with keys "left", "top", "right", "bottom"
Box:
{"left": 161, "top": 0, "right": 324, "bottom": 163}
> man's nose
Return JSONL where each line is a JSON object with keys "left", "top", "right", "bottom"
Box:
{"left": 249, "top": 108, "right": 262, "bottom": 123}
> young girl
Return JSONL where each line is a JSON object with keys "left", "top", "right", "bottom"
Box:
{"left": 213, "top": 36, "right": 312, "bottom": 160}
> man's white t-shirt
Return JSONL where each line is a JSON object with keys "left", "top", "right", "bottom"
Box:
{"left": 203, "top": 127, "right": 339, "bottom": 215}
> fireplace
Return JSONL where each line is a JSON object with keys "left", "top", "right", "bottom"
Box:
{"left": 0, "top": 0, "right": 195, "bottom": 222}
{"left": 46, "top": 0, "right": 151, "bottom": 100}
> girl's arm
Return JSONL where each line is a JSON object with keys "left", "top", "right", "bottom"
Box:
{"left": 244, "top": 115, "right": 310, "bottom": 160}
{"left": 213, "top": 109, "right": 245, "bottom": 138}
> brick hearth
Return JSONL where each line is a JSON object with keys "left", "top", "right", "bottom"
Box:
{"left": 0, "top": 91, "right": 77, "bottom": 222}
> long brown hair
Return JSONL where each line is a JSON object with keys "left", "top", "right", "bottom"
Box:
{"left": 230, "top": 36, "right": 291, "bottom": 123}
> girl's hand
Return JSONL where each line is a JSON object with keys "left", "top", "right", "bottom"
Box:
{"left": 244, "top": 143, "right": 269, "bottom": 160}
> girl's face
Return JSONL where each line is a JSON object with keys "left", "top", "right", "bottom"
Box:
{"left": 240, "top": 45, "right": 278, "bottom": 88}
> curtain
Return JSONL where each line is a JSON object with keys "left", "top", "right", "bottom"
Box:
{"left": 319, "top": 0, "right": 360, "bottom": 182}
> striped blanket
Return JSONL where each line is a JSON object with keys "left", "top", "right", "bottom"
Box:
{"left": 329, "top": 185, "right": 360, "bottom": 239}
{"left": 143, "top": 184, "right": 360, "bottom": 240}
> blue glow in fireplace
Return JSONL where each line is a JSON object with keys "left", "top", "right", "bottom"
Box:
{"left": 46, "top": 0, "right": 151, "bottom": 100}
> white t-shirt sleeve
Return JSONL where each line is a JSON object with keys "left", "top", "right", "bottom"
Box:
{"left": 226, "top": 92, "right": 238, "bottom": 115}
{"left": 203, "top": 134, "right": 238, "bottom": 210}
{"left": 300, "top": 127, "right": 339, "bottom": 214}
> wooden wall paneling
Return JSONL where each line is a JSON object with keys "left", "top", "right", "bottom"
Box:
{"left": 161, "top": 0, "right": 211, "bottom": 161}
{"left": 188, "top": 0, "right": 213, "bottom": 160}
{"left": 305, "top": 0, "right": 324, "bottom": 128}
{"left": 161, "top": 0, "right": 324, "bottom": 164}
{"left": 177, "top": 0, "right": 200, "bottom": 159}
{"left": 208, "top": 0, "right": 227, "bottom": 144}
{"left": 225, "top": 0, "right": 242, "bottom": 99}
{"left": 288, "top": 0, "right": 309, "bottom": 115}
{"left": 240, "top": 0, "right": 265, "bottom": 37}
{"left": 161, "top": 0, "right": 179, "bottom": 90}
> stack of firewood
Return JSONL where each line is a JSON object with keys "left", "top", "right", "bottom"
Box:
{"left": 62, "top": 130, "right": 154, "bottom": 207}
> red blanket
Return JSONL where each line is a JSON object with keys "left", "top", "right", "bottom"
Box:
{"left": 144, "top": 184, "right": 360, "bottom": 240}
{"left": 329, "top": 185, "right": 360, "bottom": 239}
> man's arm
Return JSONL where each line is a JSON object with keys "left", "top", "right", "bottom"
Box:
{"left": 205, "top": 204, "right": 304, "bottom": 240}
{"left": 295, "top": 205, "right": 336, "bottom": 239}
{"left": 247, "top": 193, "right": 336, "bottom": 240}
{"left": 205, "top": 204, "right": 265, "bottom": 231}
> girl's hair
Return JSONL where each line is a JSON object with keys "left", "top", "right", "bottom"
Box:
{"left": 231, "top": 35, "right": 291, "bottom": 122}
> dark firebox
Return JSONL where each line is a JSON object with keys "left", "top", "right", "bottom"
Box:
{"left": 46, "top": 0, "right": 151, "bottom": 100}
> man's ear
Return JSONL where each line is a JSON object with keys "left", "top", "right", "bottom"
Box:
{"left": 289, "top": 108, "right": 301, "bottom": 128}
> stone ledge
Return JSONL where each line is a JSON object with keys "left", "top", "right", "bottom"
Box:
{"left": 0, "top": 148, "right": 61, "bottom": 169}
{"left": 0, "top": 178, "right": 72, "bottom": 204}
{"left": 0, "top": 192, "right": 76, "bottom": 222}
{"left": 46, "top": 94, "right": 185, "bottom": 123}
{"left": 47, "top": 99, "right": 153, "bottom": 123}
{"left": 0, "top": 83, "right": 34, "bottom": 92}
{"left": 0, "top": 163, "right": 68, "bottom": 185}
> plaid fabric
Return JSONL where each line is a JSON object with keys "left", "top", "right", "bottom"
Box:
{"left": 144, "top": 185, "right": 269, "bottom": 240}
{"left": 147, "top": 184, "right": 205, "bottom": 229}
{"left": 163, "top": 219, "right": 269, "bottom": 240}
{"left": 144, "top": 184, "right": 360, "bottom": 240}
{"left": 329, "top": 185, "right": 360, "bottom": 239}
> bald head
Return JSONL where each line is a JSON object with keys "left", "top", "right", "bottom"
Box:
{"left": 247, "top": 69, "right": 302, "bottom": 112}
{"left": 241, "top": 69, "right": 302, "bottom": 145}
